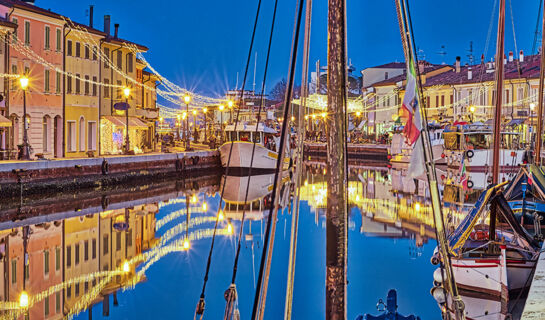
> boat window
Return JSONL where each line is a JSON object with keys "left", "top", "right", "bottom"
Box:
{"left": 443, "top": 132, "right": 461, "bottom": 150}
{"left": 252, "top": 199, "right": 260, "bottom": 210}
{"left": 465, "top": 134, "right": 490, "bottom": 150}
{"left": 240, "top": 132, "right": 250, "bottom": 142}
{"left": 229, "top": 132, "right": 237, "bottom": 141}
{"left": 253, "top": 132, "right": 261, "bottom": 143}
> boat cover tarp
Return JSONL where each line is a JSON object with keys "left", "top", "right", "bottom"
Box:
{"left": 504, "top": 164, "right": 545, "bottom": 201}
{"left": 447, "top": 182, "right": 538, "bottom": 257}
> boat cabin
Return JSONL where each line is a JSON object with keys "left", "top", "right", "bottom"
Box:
{"left": 443, "top": 124, "right": 523, "bottom": 151}
{"left": 224, "top": 122, "right": 278, "bottom": 149}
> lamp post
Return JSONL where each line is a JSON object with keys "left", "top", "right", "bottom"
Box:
{"left": 203, "top": 107, "right": 208, "bottom": 142}
{"left": 192, "top": 110, "right": 197, "bottom": 142}
{"left": 469, "top": 105, "right": 476, "bottom": 123}
{"left": 123, "top": 87, "right": 131, "bottom": 153}
{"left": 19, "top": 76, "right": 30, "bottom": 160}
{"left": 184, "top": 95, "right": 191, "bottom": 150}
{"left": 227, "top": 100, "right": 234, "bottom": 124}
{"left": 176, "top": 114, "right": 181, "bottom": 140}
{"left": 219, "top": 104, "right": 225, "bottom": 143}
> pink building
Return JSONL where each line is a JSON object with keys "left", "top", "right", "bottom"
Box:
{"left": 0, "top": 0, "right": 64, "bottom": 158}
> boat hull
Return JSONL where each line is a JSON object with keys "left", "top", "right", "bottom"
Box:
{"left": 219, "top": 141, "right": 289, "bottom": 170}
{"left": 444, "top": 149, "right": 524, "bottom": 171}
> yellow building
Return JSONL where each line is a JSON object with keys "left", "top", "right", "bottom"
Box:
{"left": 64, "top": 21, "right": 105, "bottom": 158}
{"left": 99, "top": 16, "right": 150, "bottom": 155}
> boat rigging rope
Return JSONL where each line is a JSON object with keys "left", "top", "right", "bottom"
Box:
{"left": 194, "top": 0, "right": 264, "bottom": 318}
{"left": 251, "top": 0, "right": 306, "bottom": 318}
{"left": 224, "top": 0, "right": 280, "bottom": 317}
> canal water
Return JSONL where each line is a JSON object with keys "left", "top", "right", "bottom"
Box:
{"left": 0, "top": 164, "right": 442, "bottom": 319}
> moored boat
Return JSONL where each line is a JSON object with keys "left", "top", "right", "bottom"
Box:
{"left": 389, "top": 124, "right": 446, "bottom": 165}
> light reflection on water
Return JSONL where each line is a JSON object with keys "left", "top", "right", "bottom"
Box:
{"left": 0, "top": 165, "right": 443, "bottom": 319}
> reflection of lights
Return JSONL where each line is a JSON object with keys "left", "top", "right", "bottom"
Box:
{"left": 191, "top": 195, "right": 197, "bottom": 203}
{"left": 304, "top": 180, "right": 308, "bottom": 186}
{"left": 19, "top": 291, "right": 28, "bottom": 308}
{"left": 202, "top": 202, "right": 207, "bottom": 211}
{"left": 227, "top": 222, "right": 233, "bottom": 235}
{"left": 183, "top": 238, "right": 190, "bottom": 250}
{"left": 323, "top": 168, "right": 326, "bottom": 175}
{"left": 414, "top": 202, "right": 421, "bottom": 212}
{"left": 218, "top": 210, "right": 224, "bottom": 221}
{"left": 123, "top": 261, "right": 130, "bottom": 273}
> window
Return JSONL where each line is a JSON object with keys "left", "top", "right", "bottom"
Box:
{"left": 92, "top": 76, "right": 97, "bottom": 96}
{"left": 67, "top": 40, "right": 72, "bottom": 56}
{"left": 56, "top": 72, "right": 61, "bottom": 94}
{"left": 75, "top": 42, "right": 81, "bottom": 57}
{"left": 25, "top": 262, "right": 29, "bottom": 280}
{"left": 505, "top": 89, "right": 510, "bottom": 104}
{"left": 104, "top": 79, "right": 110, "bottom": 98}
{"left": 42, "top": 116, "right": 48, "bottom": 152}
{"left": 11, "top": 65, "right": 17, "bottom": 89}
{"left": 56, "top": 28, "right": 61, "bottom": 51}
{"left": 44, "top": 250, "right": 49, "bottom": 274}
{"left": 116, "top": 80, "right": 122, "bottom": 99}
{"left": 66, "top": 245, "right": 71, "bottom": 267}
{"left": 79, "top": 117, "right": 85, "bottom": 151}
{"left": 44, "top": 296, "right": 49, "bottom": 316}
{"left": 75, "top": 74, "right": 81, "bottom": 94}
{"left": 66, "top": 74, "right": 72, "bottom": 93}
{"left": 127, "top": 229, "right": 132, "bottom": 246}
{"left": 11, "top": 259, "right": 16, "bottom": 284}
{"left": 441, "top": 95, "right": 445, "bottom": 107}
{"left": 88, "top": 122, "right": 97, "bottom": 151}
{"left": 67, "top": 285, "right": 71, "bottom": 298}
{"left": 82, "top": 241, "right": 88, "bottom": 262}
{"left": 55, "top": 292, "right": 60, "bottom": 313}
{"left": 116, "top": 232, "right": 121, "bottom": 251}
{"left": 44, "top": 26, "right": 50, "bottom": 49}
{"left": 12, "top": 18, "right": 17, "bottom": 43}
{"left": 518, "top": 87, "right": 524, "bottom": 106}
{"left": 75, "top": 243, "right": 80, "bottom": 265}
{"left": 67, "top": 121, "right": 76, "bottom": 152}
{"left": 435, "top": 96, "right": 439, "bottom": 107}
{"left": 92, "top": 238, "right": 97, "bottom": 259}
{"left": 128, "top": 53, "right": 133, "bottom": 72}
{"left": 84, "top": 45, "right": 90, "bottom": 59}
{"left": 92, "top": 46, "right": 97, "bottom": 60}
{"left": 44, "top": 69, "right": 50, "bottom": 92}
{"left": 55, "top": 247, "right": 61, "bottom": 271}
{"left": 84, "top": 281, "right": 89, "bottom": 293}
{"left": 84, "top": 75, "right": 90, "bottom": 95}
{"left": 117, "top": 50, "right": 122, "bottom": 69}
{"left": 104, "top": 48, "right": 110, "bottom": 68}
{"left": 75, "top": 283, "right": 79, "bottom": 296}
{"left": 24, "top": 21, "right": 30, "bottom": 45}
{"left": 103, "top": 234, "right": 109, "bottom": 254}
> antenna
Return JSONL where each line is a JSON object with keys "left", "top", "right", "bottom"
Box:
{"left": 416, "top": 47, "right": 426, "bottom": 61}
{"left": 253, "top": 52, "right": 257, "bottom": 94}
{"left": 532, "top": 0, "right": 543, "bottom": 55}
{"left": 467, "top": 41, "right": 474, "bottom": 65}
{"left": 436, "top": 45, "right": 447, "bottom": 63}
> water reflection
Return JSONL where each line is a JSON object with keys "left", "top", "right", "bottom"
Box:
{"left": 0, "top": 164, "right": 463, "bottom": 319}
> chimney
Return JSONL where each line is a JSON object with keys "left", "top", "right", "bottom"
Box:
{"left": 508, "top": 51, "right": 513, "bottom": 62}
{"left": 504, "top": 54, "right": 507, "bottom": 64}
{"left": 89, "top": 5, "right": 94, "bottom": 28}
{"left": 104, "top": 15, "right": 111, "bottom": 36}
{"left": 418, "top": 61, "right": 425, "bottom": 73}
{"left": 468, "top": 67, "right": 473, "bottom": 80}
{"left": 114, "top": 23, "right": 119, "bottom": 39}
{"left": 21, "top": 0, "right": 34, "bottom": 4}
{"left": 455, "top": 56, "right": 461, "bottom": 73}
{"left": 481, "top": 54, "right": 485, "bottom": 64}
{"left": 519, "top": 50, "right": 524, "bottom": 62}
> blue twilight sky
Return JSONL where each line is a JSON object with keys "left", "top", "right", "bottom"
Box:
{"left": 39, "top": 0, "right": 540, "bottom": 102}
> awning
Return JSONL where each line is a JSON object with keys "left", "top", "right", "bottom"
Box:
{"left": 507, "top": 118, "right": 525, "bottom": 126}
{"left": 103, "top": 116, "right": 150, "bottom": 130}
{"left": 0, "top": 114, "right": 11, "bottom": 127}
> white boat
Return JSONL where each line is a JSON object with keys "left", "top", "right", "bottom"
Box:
{"left": 389, "top": 125, "right": 446, "bottom": 165}
{"left": 219, "top": 122, "right": 290, "bottom": 170}
{"left": 442, "top": 124, "right": 526, "bottom": 171}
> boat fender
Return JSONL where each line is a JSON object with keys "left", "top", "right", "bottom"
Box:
{"left": 466, "top": 180, "right": 474, "bottom": 189}
{"left": 433, "top": 268, "right": 444, "bottom": 284}
{"left": 430, "top": 252, "right": 441, "bottom": 265}
{"left": 101, "top": 195, "right": 110, "bottom": 210}
{"left": 466, "top": 150, "right": 474, "bottom": 159}
{"left": 101, "top": 159, "right": 109, "bottom": 175}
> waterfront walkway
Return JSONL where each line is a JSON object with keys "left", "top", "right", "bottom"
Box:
{"left": 521, "top": 242, "right": 545, "bottom": 319}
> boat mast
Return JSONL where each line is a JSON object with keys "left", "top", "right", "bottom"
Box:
{"left": 396, "top": 0, "right": 465, "bottom": 318}
{"left": 490, "top": 0, "right": 506, "bottom": 244}
{"left": 326, "top": 0, "right": 348, "bottom": 317}
{"left": 536, "top": 0, "right": 545, "bottom": 164}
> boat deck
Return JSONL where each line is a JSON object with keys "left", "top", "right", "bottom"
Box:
{"left": 521, "top": 241, "right": 545, "bottom": 319}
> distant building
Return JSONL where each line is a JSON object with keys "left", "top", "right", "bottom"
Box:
{"left": 360, "top": 62, "right": 406, "bottom": 89}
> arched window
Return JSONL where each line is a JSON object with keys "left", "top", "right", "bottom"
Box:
{"left": 79, "top": 116, "right": 85, "bottom": 152}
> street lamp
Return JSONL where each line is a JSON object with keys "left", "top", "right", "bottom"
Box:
{"left": 469, "top": 105, "right": 476, "bottom": 123}
{"left": 192, "top": 110, "right": 197, "bottom": 142}
{"left": 531, "top": 103, "right": 536, "bottom": 146}
{"left": 177, "top": 114, "right": 181, "bottom": 140}
{"left": 203, "top": 107, "right": 208, "bottom": 142}
{"left": 184, "top": 95, "right": 192, "bottom": 150}
{"left": 219, "top": 104, "right": 225, "bottom": 143}
{"left": 19, "top": 76, "right": 30, "bottom": 160}
{"left": 123, "top": 87, "right": 131, "bottom": 153}
{"left": 227, "top": 100, "right": 234, "bottom": 124}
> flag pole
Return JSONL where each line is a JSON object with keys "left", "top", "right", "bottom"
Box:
{"left": 396, "top": 0, "right": 465, "bottom": 319}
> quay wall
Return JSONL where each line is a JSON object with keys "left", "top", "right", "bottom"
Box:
{"left": 304, "top": 142, "right": 389, "bottom": 163}
{"left": 0, "top": 151, "right": 221, "bottom": 197}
